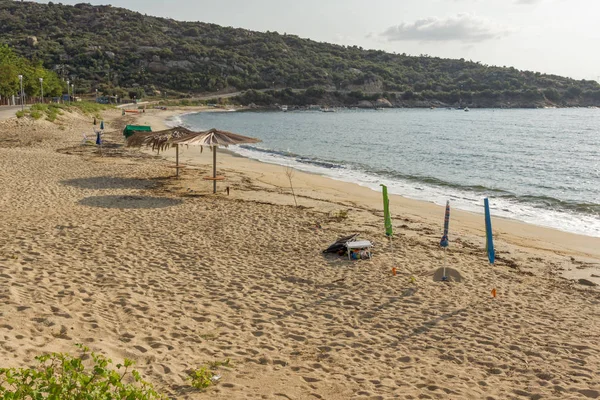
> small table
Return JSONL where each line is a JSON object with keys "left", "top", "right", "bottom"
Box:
{"left": 346, "top": 240, "right": 373, "bottom": 260}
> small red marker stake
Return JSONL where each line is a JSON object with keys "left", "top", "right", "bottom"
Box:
{"left": 392, "top": 267, "right": 397, "bottom": 276}
{"left": 491, "top": 288, "right": 497, "bottom": 298}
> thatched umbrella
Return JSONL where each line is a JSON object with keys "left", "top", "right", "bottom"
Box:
{"left": 172, "top": 128, "right": 261, "bottom": 193}
{"left": 126, "top": 126, "right": 196, "bottom": 176}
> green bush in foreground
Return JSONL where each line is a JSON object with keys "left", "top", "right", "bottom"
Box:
{"left": 189, "top": 359, "right": 232, "bottom": 390}
{"left": 189, "top": 367, "right": 213, "bottom": 390}
{"left": 0, "top": 344, "right": 165, "bottom": 399}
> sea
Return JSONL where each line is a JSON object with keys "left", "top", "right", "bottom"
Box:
{"left": 171, "top": 108, "right": 600, "bottom": 238}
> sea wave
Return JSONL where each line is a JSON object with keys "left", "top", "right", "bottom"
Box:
{"left": 229, "top": 144, "right": 600, "bottom": 237}
{"left": 165, "top": 112, "right": 198, "bottom": 128}
{"left": 238, "top": 145, "right": 344, "bottom": 169}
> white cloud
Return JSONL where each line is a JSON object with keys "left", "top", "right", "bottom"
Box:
{"left": 514, "top": 0, "right": 543, "bottom": 4}
{"left": 380, "top": 13, "right": 511, "bottom": 43}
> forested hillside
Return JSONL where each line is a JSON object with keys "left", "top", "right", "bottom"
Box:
{"left": 1, "top": 0, "right": 599, "bottom": 106}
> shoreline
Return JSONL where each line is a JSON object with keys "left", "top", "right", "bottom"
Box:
{"left": 135, "top": 107, "right": 600, "bottom": 282}
{"left": 167, "top": 106, "right": 600, "bottom": 238}
{"left": 2, "top": 106, "right": 599, "bottom": 399}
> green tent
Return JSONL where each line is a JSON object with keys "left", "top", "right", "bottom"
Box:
{"left": 123, "top": 125, "right": 152, "bottom": 139}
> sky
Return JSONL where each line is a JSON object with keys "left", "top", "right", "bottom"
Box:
{"left": 33, "top": 0, "right": 600, "bottom": 81}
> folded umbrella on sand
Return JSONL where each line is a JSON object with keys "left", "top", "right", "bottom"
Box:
{"left": 484, "top": 198, "right": 495, "bottom": 265}
{"left": 439, "top": 200, "right": 450, "bottom": 281}
{"left": 484, "top": 198, "right": 497, "bottom": 297}
{"left": 381, "top": 184, "right": 393, "bottom": 237}
{"left": 434, "top": 200, "right": 460, "bottom": 282}
{"left": 440, "top": 200, "right": 450, "bottom": 248}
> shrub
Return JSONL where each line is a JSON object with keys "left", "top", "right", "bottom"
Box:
{"left": 46, "top": 111, "right": 58, "bottom": 122}
{"left": 30, "top": 103, "right": 49, "bottom": 112}
{"left": 71, "top": 101, "right": 115, "bottom": 117}
{"left": 30, "top": 110, "right": 43, "bottom": 119}
{"left": 15, "top": 110, "right": 25, "bottom": 118}
{"left": 189, "top": 367, "right": 213, "bottom": 390}
{"left": 0, "top": 344, "right": 165, "bottom": 399}
{"left": 189, "top": 359, "right": 232, "bottom": 390}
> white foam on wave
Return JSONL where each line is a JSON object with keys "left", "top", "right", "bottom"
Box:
{"left": 229, "top": 144, "right": 600, "bottom": 238}
{"left": 165, "top": 111, "right": 201, "bottom": 128}
{"left": 166, "top": 110, "right": 237, "bottom": 129}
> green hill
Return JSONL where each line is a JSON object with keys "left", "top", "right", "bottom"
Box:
{"left": 1, "top": 0, "right": 599, "bottom": 107}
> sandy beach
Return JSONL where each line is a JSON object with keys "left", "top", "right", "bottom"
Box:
{"left": 1, "top": 106, "right": 599, "bottom": 399}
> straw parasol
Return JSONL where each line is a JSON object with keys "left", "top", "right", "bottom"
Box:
{"left": 126, "top": 126, "right": 196, "bottom": 176}
{"left": 172, "top": 128, "right": 261, "bottom": 193}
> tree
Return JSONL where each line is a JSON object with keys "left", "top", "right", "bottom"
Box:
{"left": 565, "top": 86, "right": 582, "bottom": 99}
{"left": 543, "top": 88, "right": 560, "bottom": 102}
{"left": 0, "top": 63, "right": 19, "bottom": 97}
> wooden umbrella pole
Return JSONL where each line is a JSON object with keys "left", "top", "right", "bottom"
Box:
{"left": 175, "top": 145, "right": 179, "bottom": 177}
{"left": 213, "top": 146, "right": 217, "bottom": 194}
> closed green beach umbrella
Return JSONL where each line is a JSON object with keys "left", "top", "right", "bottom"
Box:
{"left": 380, "top": 184, "right": 393, "bottom": 237}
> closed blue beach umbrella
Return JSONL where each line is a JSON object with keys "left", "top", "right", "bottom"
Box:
{"left": 100, "top": 120, "right": 104, "bottom": 130}
{"left": 96, "top": 130, "right": 101, "bottom": 146}
{"left": 484, "top": 198, "right": 495, "bottom": 264}
{"left": 440, "top": 200, "right": 450, "bottom": 248}
{"left": 484, "top": 198, "right": 496, "bottom": 297}
{"left": 439, "top": 200, "right": 450, "bottom": 281}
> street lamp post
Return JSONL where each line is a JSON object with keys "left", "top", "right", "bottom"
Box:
{"left": 18, "top": 75, "right": 24, "bottom": 111}
{"left": 71, "top": 84, "right": 75, "bottom": 102}
{"left": 66, "top": 80, "right": 70, "bottom": 105}
{"left": 39, "top": 78, "right": 44, "bottom": 103}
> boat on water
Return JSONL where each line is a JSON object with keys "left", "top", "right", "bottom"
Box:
{"left": 280, "top": 105, "right": 288, "bottom": 112}
{"left": 322, "top": 108, "right": 336, "bottom": 113}
{"left": 464, "top": 107, "right": 470, "bottom": 112}
{"left": 375, "top": 107, "right": 384, "bottom": 111}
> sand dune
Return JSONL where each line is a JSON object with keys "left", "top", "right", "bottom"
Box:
{"left": 0, "top": 108, "right": 598, "bottom": 399}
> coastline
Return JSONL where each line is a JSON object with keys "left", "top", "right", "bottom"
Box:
{"left": 141, "top": 107, "right": 600, "bottom": 278}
